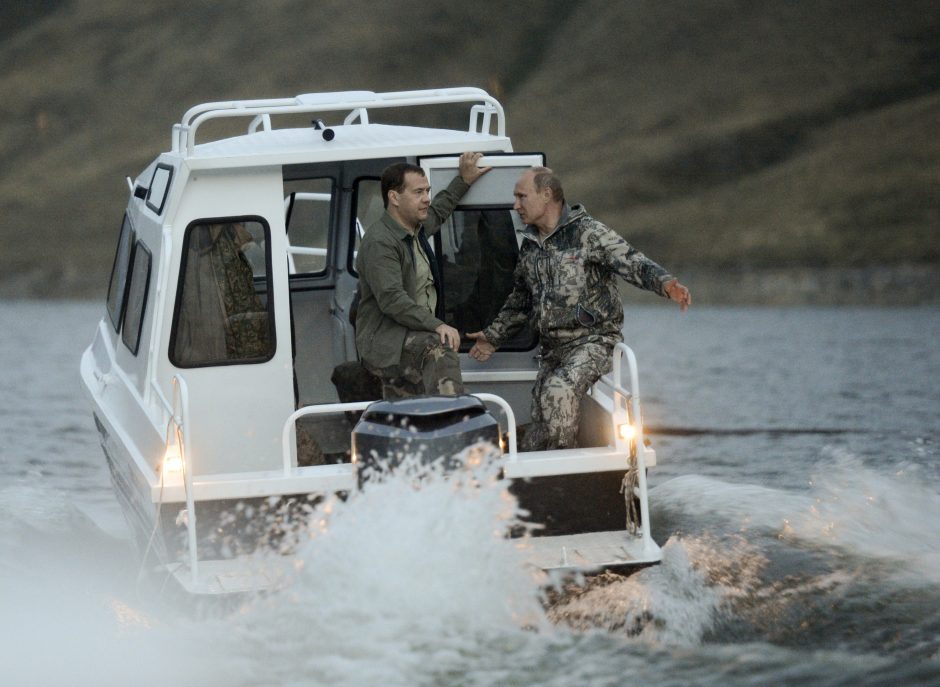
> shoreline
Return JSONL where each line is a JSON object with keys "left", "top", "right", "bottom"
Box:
{"left": 2, "top": 264, "right": 938, "bottom": 306}
{"left": 620, "top": 263, "right": 940, "bottom": 306}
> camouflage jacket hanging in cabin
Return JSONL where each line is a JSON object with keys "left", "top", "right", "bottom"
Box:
{"left": 174, "top": 222, "right": 271, "bottom": 363}
{"left": 206, "top": 223, "right": 271, "bottom": 359}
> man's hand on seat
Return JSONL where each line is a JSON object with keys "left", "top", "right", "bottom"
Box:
{"left": 436, "top": 323, "right": 461, "bottom": 351}
{"left": 466, "top": 331, "right": 496, "bottom": 362}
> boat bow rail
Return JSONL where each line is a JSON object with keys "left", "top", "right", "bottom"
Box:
{"left": 172, "top": 87, "right": 506, "bottom": 157}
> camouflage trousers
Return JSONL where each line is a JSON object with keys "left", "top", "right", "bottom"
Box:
{"left": 522, "top": 335, "right": 618, "bottom": 452}
{"left": 368, "top": 330, "right": 464, "bottom": 400}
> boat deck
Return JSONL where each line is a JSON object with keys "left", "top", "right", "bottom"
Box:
{"left": 168, "top": 529, "right": 661, "bottom": 595}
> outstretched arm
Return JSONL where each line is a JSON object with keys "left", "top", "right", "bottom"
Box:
{"left": 592, "top": 221, "right": 690, "bottom": 307}
{"left": 664, "top": 278, "right": 692, "bottom": 311}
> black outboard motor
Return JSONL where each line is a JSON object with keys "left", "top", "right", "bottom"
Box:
{"left": 352, "top": 395, "right": 500, "bottom": 485}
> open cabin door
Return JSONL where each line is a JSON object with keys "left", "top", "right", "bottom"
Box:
{"left": 419, "top": 153, "right": 544, "bottom": 424}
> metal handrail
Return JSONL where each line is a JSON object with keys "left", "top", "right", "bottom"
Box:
{"left": 472, "top": 392, "right": 518, "bottom": 460}
{"left": 609, "top": 342, "right": 654, "bottom": 547}
{"left": 174, "top": 87, "right": 506, "bottom": 156}
{"left": 280, "top": 392, "right": 519, "bottom": 471}
{"left": 281, "top": 401, "right": 373, "bottom": 474}
{"left": 156, "top": 374, "right": 199, "bottom": 586}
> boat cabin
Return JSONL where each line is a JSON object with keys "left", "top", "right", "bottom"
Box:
{"left": 81, "top": 88, "right": 660, "bottom": 593}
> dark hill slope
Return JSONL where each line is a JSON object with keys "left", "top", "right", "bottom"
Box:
{"left": 1, "top": 0, "right": 938, "bottom": 300}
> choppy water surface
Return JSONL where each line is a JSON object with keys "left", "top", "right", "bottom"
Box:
{"left": 1, "top": 301, "right": 938, "bottom": 686}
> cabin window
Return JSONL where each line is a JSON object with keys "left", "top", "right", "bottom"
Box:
{"left": 283, "top": 177, "right": 334, "bottom": 276}
{"left": 349, "top": 177, "right": 384, "bottom": 275}
{"left": 121, "top": 242, "right": 152, "bottom": 355}
{"left": 437, "top": 209, "right": 536, "bottom": 351}
{"left": 146, "top": 164, "right": 173, "bottom": 216}
{"left": 106, "top": 215, "right": 134, "bottom": 332}
{"left": 170, "top": 218, "right": 275, "bottom": 367}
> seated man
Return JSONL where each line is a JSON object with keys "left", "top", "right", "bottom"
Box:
{"left": 355, "top": 153, "right": 489, "bottom": 399}
{"left": 468, "top": 167, "right": 692, "bottom": 451}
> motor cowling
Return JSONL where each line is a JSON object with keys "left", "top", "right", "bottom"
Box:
{"left": 352, "top": 395, "right": 500, "bottom": 484}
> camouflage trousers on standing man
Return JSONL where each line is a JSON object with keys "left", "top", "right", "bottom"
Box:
{"left": 521, "top": 334, "right": 619, "bottom": 452}
{"left": 368, "top": 330, "right": 464, "bottom": 400}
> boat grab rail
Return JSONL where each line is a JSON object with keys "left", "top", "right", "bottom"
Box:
{"left": 473, "top": 392, "right": 518, "bottom": 459}
{"left": 278, "top": 345, "right": 642, "bottom": 474}
{"left": 151, "top": 374, "right": 200, "bottom": 586}
{"left": 605, "top": 342, "right": 653, "bottom": 543}
{"left": 279, "top": 393, "right": 519, "bottom": 473}
{"left": 281, "top": 401, "right": 373, "bottom": 474}
{"left": 173, "top": 87, "right": 505, "bottom": 157}
{"left": 594, "top": 343, "right": 646, "bottom": 452}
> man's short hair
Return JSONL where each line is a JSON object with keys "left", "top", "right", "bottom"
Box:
{"left": 381, "top": 163, "right": 426, "bottom": 208}
{"left": 530, "top": 166, "right": 565, "bottom": 204}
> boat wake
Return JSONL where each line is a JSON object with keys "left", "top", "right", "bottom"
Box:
{"left": 652, "top": 450, "right": 940, "bottom": 586}
{"left": 196, "top": 448, "right": 550, "bottom": 685}
{"left": 605, "top": 451, "right": 940, "bottom": 658}
{"left": 546, "top": 533, "right": 766, "bottom": 645}
{"left": 7, "top": 446, "right": 935, "bottom": 685}
{"left": 0, "top": 480, "right": 227, "bottom": 686}
{"left": 783, "top": 448, "right": 940, "bottom": 586}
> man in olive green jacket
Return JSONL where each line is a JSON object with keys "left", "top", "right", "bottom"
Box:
{"left": 355, "top": 152, "right": 489, "bottom": 398}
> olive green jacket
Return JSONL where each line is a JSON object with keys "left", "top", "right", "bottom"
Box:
{"left": 354, "top": 176, "right": 469, "bottom": 369}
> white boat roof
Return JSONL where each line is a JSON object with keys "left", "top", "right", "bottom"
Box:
{"left": 186, "top": 124, "right": 511, "bottom": 170}
{"left": 168, "top": 87, "right": 512, "bottom": 170}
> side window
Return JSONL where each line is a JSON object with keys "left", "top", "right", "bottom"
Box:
{"left": 146, "top": 164, "right": 173, "bottom": 216}
{"left": 349, "top": 177, "right": 384, "bottom": 275}
{"left": 438, "top": 209, "right": 536, "bottom": 351}
{"left": 170, "top": 218, "right": 275, "bottom": 367}
{"left": 283, "top": 177, "right": 334, "bottom": 275}
{"left": 121, "top": 242, "right": 152, "bottom": 355}
{"left": 106, "top": 215, "right": 134, "bottom": 331}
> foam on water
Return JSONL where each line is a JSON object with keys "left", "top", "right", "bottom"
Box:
{"left": 213, "top": 449, "right": 551, "bottom": 686}
{"left": 652, "top": 449, "right": 940, "bottom": 587}
{"left": 547, "top": 534, "right": 769, "bottom": 646}
{"left": 0, "top": 451, "right": 551, "bottom": 686}
{"left": 784, "top": 449, "right": 940, "bottom": 585}
{"left": 0, "top": 479, "right": 228, "bottom": 686}
{"left": 652, "top": 473, "right": 815, "bottom": 531}
{"left": 0, "top": 448, "right": 756, "bottom": 686}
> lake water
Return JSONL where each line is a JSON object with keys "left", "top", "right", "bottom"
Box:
{"left": 1, "top": 301, "right": 938, "bottom": 686}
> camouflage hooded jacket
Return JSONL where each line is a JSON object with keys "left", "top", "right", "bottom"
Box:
{"left": 482, "top": 205, "right": 673, "bottom": 348}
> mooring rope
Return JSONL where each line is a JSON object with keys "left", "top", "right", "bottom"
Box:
{"left": 619, "top": 457, "right": 640, "bottom": 534}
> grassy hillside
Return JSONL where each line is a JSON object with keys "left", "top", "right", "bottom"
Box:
{"left": 1, "top": 0, "right": 938, "bottom": 301}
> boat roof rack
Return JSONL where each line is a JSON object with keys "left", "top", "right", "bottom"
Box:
{"left": 171, "top": 87, "right": 505, "bottom": 157}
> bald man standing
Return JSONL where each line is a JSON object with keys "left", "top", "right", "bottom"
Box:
{"left": 468, "top": 167, "right": 691, "bottom": 451}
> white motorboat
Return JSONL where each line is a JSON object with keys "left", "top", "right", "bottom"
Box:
{"left": 80, "top": 88, "right": 662, "bottom": 595}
